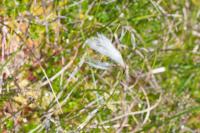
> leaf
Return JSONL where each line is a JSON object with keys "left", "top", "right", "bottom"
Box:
{"left": 85, "top": 33, "right": 125, "bottom": 68}
{"left": 86, "top": 58, "right": 112, "bottom": 70}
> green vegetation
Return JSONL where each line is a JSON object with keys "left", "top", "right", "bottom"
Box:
{"left": 0, "top": 0, "right": 200, "bottom": 132}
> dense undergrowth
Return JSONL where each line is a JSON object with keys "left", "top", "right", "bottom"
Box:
{"left": 0, "top": 0, "right": 200, "bottom": 132}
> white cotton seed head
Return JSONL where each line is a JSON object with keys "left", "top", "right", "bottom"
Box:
{"left": 85, "top": 34, "right": 125, "bottom": 68}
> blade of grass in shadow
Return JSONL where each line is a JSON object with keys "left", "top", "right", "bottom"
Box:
{"left": 137, "top": 106, "right": 200, "bottom": 132}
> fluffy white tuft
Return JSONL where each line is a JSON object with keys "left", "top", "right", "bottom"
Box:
{"left": 85, "top": 34, "right": 125, "bottom": 68}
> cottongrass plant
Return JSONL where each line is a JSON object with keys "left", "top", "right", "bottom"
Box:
{"left": 85, "top": 33, "right": 125, "bottom": 68}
